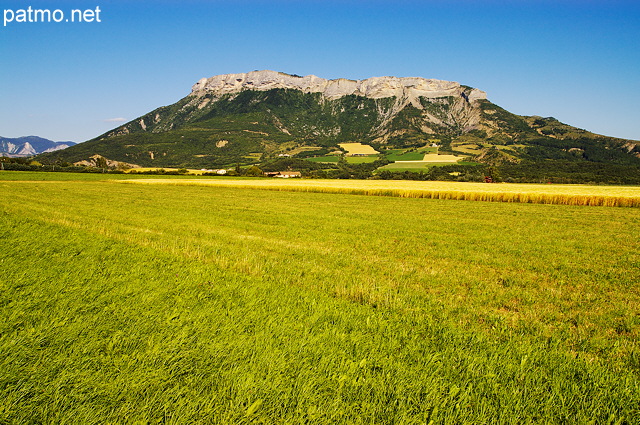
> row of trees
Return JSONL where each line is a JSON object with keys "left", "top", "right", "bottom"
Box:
{"left": 0, "top": 157, "right": 117, "bottom": 173}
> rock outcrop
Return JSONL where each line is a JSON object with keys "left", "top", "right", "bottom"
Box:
{"left": 73, "top": 154, "right": 139, "bottom": 169}
{"left": 191, "top": 70, "right": 487, "bottom": 103}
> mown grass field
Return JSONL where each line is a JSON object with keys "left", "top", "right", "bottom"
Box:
{"left": 344, "top": 156, "right": 380, "bottom": 164}
{"left": 385, "top": 148, "right": 439, "bottom": 162}
{"left": 385, "top": 150, "right": 426, "bottom": 161}
{"left": 1, "top": 171, "right": 639, "bottom": 424}
{"left": 378, "top": 162, "right": 432, "bottom": 172}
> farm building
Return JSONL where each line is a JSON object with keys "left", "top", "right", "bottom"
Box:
{"left": 275, "top": 171, "right": 301, "bottom": 178}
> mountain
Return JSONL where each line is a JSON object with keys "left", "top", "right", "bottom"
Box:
{"left": 37, "top": 70, "right": 640, "bottom": 183}
{"left": 1, "top": 136, "right": 76, "bottom": 157}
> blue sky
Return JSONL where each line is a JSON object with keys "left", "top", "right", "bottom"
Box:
{"left": 1, "top": 0, "right": 639, "bottom": 143}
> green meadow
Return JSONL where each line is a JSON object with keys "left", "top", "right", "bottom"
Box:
{"left": 344, "top": 156, "right": 380, "bottom": 164}
{"left": 1, "top": 172, "right": 639, "bottom": 424}
{"left": 305, "top": 155, "right": 340, "bottom": 163}
{"left": 384, "top": 150, "right": 427, "bottom": 161}
{"left": 378, "top": 162, "right": 432, "bottom": 172}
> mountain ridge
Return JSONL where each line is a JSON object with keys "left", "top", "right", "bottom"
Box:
{"left": 36, "top": 71, "right": 640, "bottom": 183}
{"left": 1, "top": 136, "right": 76, "bottom": 157}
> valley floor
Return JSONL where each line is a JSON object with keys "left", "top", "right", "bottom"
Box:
{"left": 1, "top": 172, "right": 639, "bottom": 423}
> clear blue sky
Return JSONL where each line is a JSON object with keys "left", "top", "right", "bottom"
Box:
{"left": 1, "top": 0, "right": 639, "bottom": 143}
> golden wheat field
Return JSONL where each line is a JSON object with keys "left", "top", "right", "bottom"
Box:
{"left": 419, "top": 154, "right": 461, "bottom": 163}
{"left": 338, "top": 143, "right": 380, "bottom": 155}
{"left": 121, "top": 179, "right": 640, "bottom": 207}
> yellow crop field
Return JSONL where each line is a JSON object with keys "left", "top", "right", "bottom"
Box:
{"left": 421, "top": 153, "right": 462, "bottom": 162}
{"left": 390, "top": 154, "right": 462, "bottom": 165}
{"left": 338, "top": 143, "right": 380, "bottom": 155}
{"left": 122, "top": 178, "right": 640, "bottom": 207}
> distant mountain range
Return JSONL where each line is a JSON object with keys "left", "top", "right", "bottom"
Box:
{"left": 36, "top": 70, "right": 640, "bottom": 183}
{"left": 1, "top": 136, "right": 76, "bottom": 157}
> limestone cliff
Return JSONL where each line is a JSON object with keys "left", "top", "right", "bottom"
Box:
{"left": 191, "top": 70, "right": 487, "bottom": 105}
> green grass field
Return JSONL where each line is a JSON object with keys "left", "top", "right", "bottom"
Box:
{"left": 305, "top": 155, "right": 340, "bottom": 163}
{"left": 379, "top": 162, "right": 431, "bottom": 172}
{"left": 345, "top": 156, "right": 380, "bottom": 164}
{"left": 385, "top": 150, "right": 425, "bottom": 161}
{"left": 1, "top": 171, "right": 639, "bottom": 423}
{"left": 385, "top": 148, "right": 439, "bottom": 162}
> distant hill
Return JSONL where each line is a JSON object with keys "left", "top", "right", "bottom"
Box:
{"left": 37, "top": 70, "right": 640, "bottom": 183}
{"left": 1, "top": 136, "right": 76, "bottom": 157}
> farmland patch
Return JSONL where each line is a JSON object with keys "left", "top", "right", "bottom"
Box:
{"left": 339, "top": 142, "right": 379, "bottom": 155}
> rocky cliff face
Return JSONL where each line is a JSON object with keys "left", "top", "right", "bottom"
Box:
{"left": 191, "top": 70, "right": 487, "bottom": 104}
